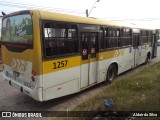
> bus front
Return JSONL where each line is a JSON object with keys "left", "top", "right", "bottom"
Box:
{"left": 1, "top": 10, "right": 43, "bottom": 101}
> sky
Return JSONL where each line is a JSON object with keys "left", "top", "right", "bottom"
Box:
{"left": 0, "top": 0, "right": 160, "bottom": 28}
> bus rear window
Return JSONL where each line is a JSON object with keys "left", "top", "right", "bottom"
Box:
{"left": 1, "top": 14, "right": 33, "bottom": 52}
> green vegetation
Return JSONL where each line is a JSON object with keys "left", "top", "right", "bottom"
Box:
{"left": 74, "top": 62, "right": 160, "bottom": 112}
{"left": 57, "top": 62, "right": 160, "bottom": 119}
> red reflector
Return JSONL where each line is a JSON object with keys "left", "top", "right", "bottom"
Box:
{"left": 32, "top": 70, "right": 36, "bottom": 76}
{"left": 31, "top": 76, "right": 35, "bottom": 82}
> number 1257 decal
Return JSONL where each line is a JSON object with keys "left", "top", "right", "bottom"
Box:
{"left": 53, "top": 60, "right": 68, "bottom": 69}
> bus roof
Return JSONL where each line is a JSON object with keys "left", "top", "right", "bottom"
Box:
{"left": 37, "top": 10, "right": 156, "bottom": 30}
{"left": 38, "top": 10, "right": 124, "bottom": 27}
{"left": 3, "top": 10, "right": 156, "bottom": 30}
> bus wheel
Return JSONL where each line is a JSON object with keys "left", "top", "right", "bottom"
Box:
{"left": 145, "top": 53, "right": 150, "bottom": 64}
{"left": 106, "top": 64, "right": 117, "bottom": 84}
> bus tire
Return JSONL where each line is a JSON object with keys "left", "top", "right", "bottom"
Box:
{"left": 106, "top": 64, "right": 117, "bottom": 84}
{"left": 145, "top": 53, "right": 150, "bottom": 64}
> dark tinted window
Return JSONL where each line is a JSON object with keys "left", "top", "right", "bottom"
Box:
{"left": 43, "top": 22, "right": 79, "bottom": 58}
{"left": 119, "top": 28, "right": 132, "bottom": 46}
{"left": 147, "top": 31, "right": 152, "bottom": 43}
{"left": 99, "top": 27, "right": 105, "bottom": 50}
{"left": 141, "top": 30, "right": 148, "bottom": 43}
{"left": 105, "top": 28, "right": 119, "bottom": 48}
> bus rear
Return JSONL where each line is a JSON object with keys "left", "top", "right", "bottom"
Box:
{"left": 1, "top": 10, "right": 43, "bottom": 101}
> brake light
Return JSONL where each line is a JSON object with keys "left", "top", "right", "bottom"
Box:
{"left": 32, "top": 70, "right": 36, "bottom": 76}
{"left": 31, "top": 76, "right": 35, "bottom": 82}
{"left": 31, "top": 70, "right": 36, "bottom": 82}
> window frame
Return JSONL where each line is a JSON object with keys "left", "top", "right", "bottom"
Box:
{"left": 1, "top": 13, "right": 34, "bottom": 53}
{"left": 119, "top": 28, "right": 132, "bottom": 47}
{"left": 141, "top": 30, "right": 148, "bottom": 44}
{"left": 105, "top": 27, "right": 119, "bottom": 49}
{"left": 41, "top": 20, "right": 80, "bottom": 60}
{"left": 99, "top": 27, "right": 106, "bottom": 51}
{"left": 147, "top": 30, "right": 152, "bottom": 43}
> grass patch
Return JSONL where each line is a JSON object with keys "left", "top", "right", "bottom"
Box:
{"left": 57, "top": 62, "right": 160, "bottom": 119}
{"left": 74, "top": 62, "right": 160, "bottom": 112}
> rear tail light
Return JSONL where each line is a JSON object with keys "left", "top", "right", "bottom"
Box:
{"left": 32, "top": 70, "right": 36, "bottom": 76}
{"left": 31, "top": 70, "right": 36, "bottom": 82}
{"left": 31, "top": 76, "right": 35, "bottom": 82}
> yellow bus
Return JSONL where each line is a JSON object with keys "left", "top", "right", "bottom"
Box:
{"left": 1, "top": 10, "right": 158, "bottom": 101}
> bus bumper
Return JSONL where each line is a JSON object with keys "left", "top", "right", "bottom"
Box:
{"left": 2, "top": 73, "right": 43, "bottom": 102}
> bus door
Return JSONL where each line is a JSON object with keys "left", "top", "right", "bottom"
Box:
{"left": 80, "top": 33, "right": 98, "bottom": 88}
{"left": 151, "top": 34, "right": 157, "bottom": 58}
{"left": 132, "top": 34, "right": 140, "bottom": 66}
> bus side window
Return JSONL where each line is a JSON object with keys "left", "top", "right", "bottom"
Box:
{"left": 106, "top": 28, "right": 118, "bottom": 48}
{"left": 99, "top": 27, "right": 105, "bottom": 51}
{"left": 119, "top": 28, "right": 132, "bottom": 47}
{"left": 43, "top": 22, "right": 79, "bottom": 58}
{"left": 147, "top": 30, "right": 152, "bottom": 43}
{"left": 141, "top": 30, "right": 148, "bottom": 44}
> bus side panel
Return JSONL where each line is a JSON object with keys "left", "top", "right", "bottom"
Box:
{"left": 42, "top": 56, "right": 81, "bottom": 101}
{"left": 32, "top": 10, "right": 44, "bottom": 101}
{"left": 80, "top": 63, "right": 89, "bottom": 88}
{"left": 97, "top": 59, "right": 110, "bottom": 83}
{"left": 115, "top": 48, "right": 132, "bottom": 74}
{"left": 139, "top": 44, "right": 150, "bottom": 64}
{"left": 98, "top": 47, "right": 132, "bottom": 82}
{"left": 42, "top": 67, "right": 80, "bottom": 101}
